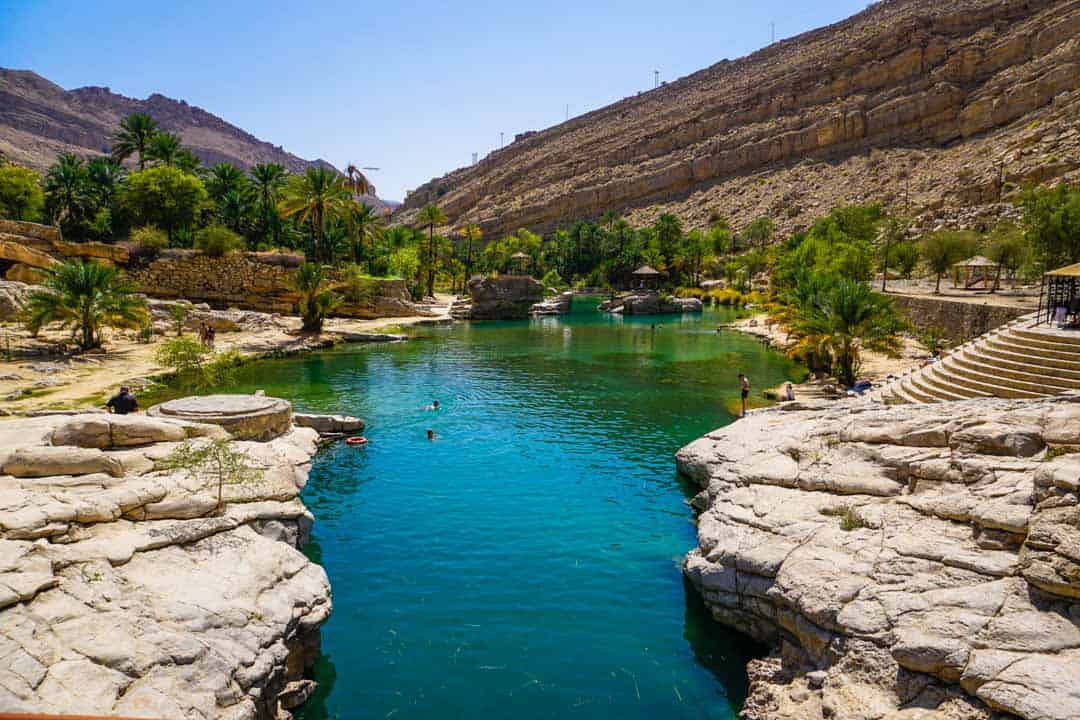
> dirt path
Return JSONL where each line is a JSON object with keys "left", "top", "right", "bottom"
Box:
{"left": 0, "top": 311, "right": 449, "bottom": 415}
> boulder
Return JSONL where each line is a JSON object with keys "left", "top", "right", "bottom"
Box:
{"left": 52, "top": 240, "right": 129, "bottom": 264}
{"left": 4, "top": 263, "right": 48, "bottom": 284}
{"left": 51, "top": 415, "right": 190, "bottom": 449}
{"left": 0, "top": 238, "right": 58, "bottom": 270}
{"left": 464, "top": 275, "right": 544, "bottom": 320}
{"left": 600, "top": 291, "right": 703, "bottom": 315}
{"left": 147, "top": 394, "right": 292, "bottom": 441}
{"left": 531, "top": 291, "right": 573, "bottom": 316}
{"left": 3, "top": 446, "right": 123, "bottom": 477}
{"left": 292, "top": 413, "right": 364, "bottom": 435}
{"left": 0, "top": 279, "right": 30, "bottom": 321}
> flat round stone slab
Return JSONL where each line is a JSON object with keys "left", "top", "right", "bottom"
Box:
{"left": 148, "top": 394, "right": 292, "bottom": 441}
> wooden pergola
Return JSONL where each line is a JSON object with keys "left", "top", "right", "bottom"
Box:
{"left": 1036, "top": 262, "right": 1080, "bottom": 327}
{"left": 952, "top": 256, "right": 1000, "bottom": 289}
{"left": 632, "top": 265, "right": 662, "bottom": 290}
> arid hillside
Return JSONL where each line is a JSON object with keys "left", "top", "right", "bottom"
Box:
{"left": 0, "top": 68, "right": 339, "bottom": 176}
{"left": 401, "top": 0, "right": 1079, "bottom": 237}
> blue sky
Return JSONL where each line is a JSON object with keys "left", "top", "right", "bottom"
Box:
{"left": 0, "top": 1, "right": 867, "bottom": 201}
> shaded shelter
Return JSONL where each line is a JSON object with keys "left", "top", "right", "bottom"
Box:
{"left": 952, "top": 256, "right": 999, "bottom": 289}
{"left": 1037, "top": 262, "right": 1080, "bottom": 327}
{"left": 632, "top": 265, "right": 663, "bottom": 291}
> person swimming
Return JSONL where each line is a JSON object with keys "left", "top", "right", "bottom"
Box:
{"left": 426, "top": 429, "right": 436, "bottom": 440}
{"left": 425, "top": 400, "right": 440, "bottom": 410}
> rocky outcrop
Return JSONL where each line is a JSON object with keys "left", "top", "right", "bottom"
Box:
{"left": 147, "top": 394, "right": 294, "bottom": 442}
{"left": 599, "top": 291, "right": 703, "bottom": 315}
{"left": 530, "top": 291, "right": 573, "bottom": 316}
{"left": 292, "top": 413, "right": 364, "bottom": 436}
{"left": 401, "top": 0, "right": 1079, "bottom": 239}
{"left": 0, "top": 396, "right": 330, "bottom": 719}
{"left": 459, "top": 275, "right": 545, "bottom": 320}
{"left": 677, "top": 395, "right": 1080, "bottom": 720}
{"left": 0, "top": 279, "right": 29, "bottom": 321}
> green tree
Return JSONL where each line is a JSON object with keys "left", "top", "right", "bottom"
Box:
{"left": 787, "top": 277, "right": 906, "bottom": 386}
{"left": 21, "top": 259, "right": 147, "bottom": 350}
{"left": 676, "top": 229, "right": 710, "bottom": 286}
{"left": 740, "top": 216, "right": 776, "bottom": 249}
{"left": 157, "top": 438, "right": 263, "bottom": 511}
{"left": 986, "top": 222, "right": 1029, "bottom": 291}
{"left": 43, "top": 154, "right": 93, "bottom": 240}
{"left": 123, "top": 166, "right": 208, "bottom": 242}
{"left": 416, "top": 204, "right": 448, "bottom": 297}
{"left": 0, "top": 165, "right": 45, "bottom": 221}
{"left": 921, "top": 229, "right": 979, "bottom": 293}
{"left": 889, "top": 242, "right": 920, "bottom": 279}
{"left": 155, "top": 335, "right": 242, "bottom": 390}
{"left": 250, "top": 163, "right": 288, "bottom": 246}
{"left": 456, "top": 223, "right": 482, "bottom": 285}
{"left": 654, "top": 213, "right": 683, "bottom": 265}
{"left": 346, "top": 202, "right": 385, "bottom": 264}
{"left": 112, "top": 113, "right": 160, "bottom": 170}
{"left": 291, "top": 261, "right": 339, "bottom": 332}
{"left": 879, "top": 216, "right": 908, "bottom": 291}
{"left": 175, "top": 149, "right": 202, "bottom": 174}
{"left": 279, "top": 167, "right": 350, "bottom": 262}
{"left": 206, "top": 163, "right": 248, "bottom": 202}
{"left": 1016, "top": 184, "right": 1080, "bottom": 270}
{"left": 145, "top": 132, "right": 184, "bottom": 166}
{"left": 344, "top": 164, "right": 372, "bottom": 196}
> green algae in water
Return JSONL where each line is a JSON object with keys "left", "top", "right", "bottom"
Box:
{"left": 220, "top": 305, "right": 794, "bottom": 719}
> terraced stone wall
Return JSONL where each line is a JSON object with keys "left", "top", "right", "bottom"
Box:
{"left": 890, "top": 294, "right": 1028, "bottom": 342}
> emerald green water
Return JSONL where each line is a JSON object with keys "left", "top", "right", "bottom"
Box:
{"left": 221, "top": 302, "right": 799, "bottom": 719}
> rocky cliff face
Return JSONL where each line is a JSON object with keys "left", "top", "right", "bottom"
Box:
{"left": 0, "top": 398, "right": 332, "bottom": 719}
{"left": 402, "top": 0, "right": 1079, "bottom": 238}
{"left": 677, "top": 396, "right": 1080, "bottom": 720}
{"left": 0, "top": 69, "right": 341, "bottom": 177}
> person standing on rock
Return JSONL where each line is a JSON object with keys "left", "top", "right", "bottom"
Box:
{"left": 738, "top": 373, "right": 750, "bottom": 417}
{"left": 106, "top": 386, "right": 138, "bottom": 415}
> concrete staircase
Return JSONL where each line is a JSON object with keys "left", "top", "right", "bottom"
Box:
{"left": 874, "top": 313, "right": 1080, "bottom": 404}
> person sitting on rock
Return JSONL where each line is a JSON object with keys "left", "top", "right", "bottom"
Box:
{"left": 106, "top": 386, "right": 138, "bottom": 415}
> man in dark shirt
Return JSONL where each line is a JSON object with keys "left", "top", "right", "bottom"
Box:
{"left": 106, "top": 386, "right": 138, "bottom": 415}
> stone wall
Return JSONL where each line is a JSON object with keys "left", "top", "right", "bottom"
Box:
{"left": 889, "top": 294, "right": 1029, "bottom": 342}
{"left": 129, "top": 249, "right": 421, "bottom": 318}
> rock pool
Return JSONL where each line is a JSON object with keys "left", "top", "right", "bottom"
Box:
{"left": 221, "top": 302, "right": 800, "bottom": 719}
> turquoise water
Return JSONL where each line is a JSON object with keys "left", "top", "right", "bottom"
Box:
{"left": 222, "top": 302, "right": 799, "bottom": 720}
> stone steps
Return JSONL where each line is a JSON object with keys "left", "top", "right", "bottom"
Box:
{"left": 874, "top": 312, "right": 1080, "bottom": 404}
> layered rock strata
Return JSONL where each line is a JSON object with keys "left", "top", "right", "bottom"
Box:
{"left": 0, "top": 398, "right": 331, "bottom": 719}
{"left": 530, "top": 291, "right": 573, "bottom": 316}
{"left": 678, "top": 395, "right": 1080, "bottom": 720}
{"left": 402, "top": 0, "right": 1079, "bottom": 239}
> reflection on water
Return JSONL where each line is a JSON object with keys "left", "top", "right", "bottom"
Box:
{"left": 220, "top": 303, "right": 797, "bottom": 719}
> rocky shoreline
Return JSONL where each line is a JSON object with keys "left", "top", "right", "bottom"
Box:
{"left": 0, "top": 395, "right": 339, "bottom": 718}
{"left": 677, "top": 396, "right": 1080, "bottom": 720}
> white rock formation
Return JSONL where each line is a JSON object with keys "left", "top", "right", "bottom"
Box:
{"left": 678, "top": 395, "right": 1080, "bottom": 720}
{"left": 0, "top": 403, "right": 330, "bottom": 719}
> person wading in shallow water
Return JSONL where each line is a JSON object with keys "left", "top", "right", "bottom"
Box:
{"left": 105, "top": 386, "right": 138, "bottom": 415}
{"left": 738, "top": 373, "right": 750, "bottom": 418}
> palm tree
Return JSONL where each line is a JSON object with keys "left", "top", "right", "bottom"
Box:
{"left": 145, "top": 132, "right": 183, "bottom": 166}
{"left": 250, "top": 163, "right": 287, "bottom": 246}
{"left": 279, "top": 167, "right": 350, "bottom": 263}
{"left": 22, "top": 259, "right": 148, "bottom": 350}
{"left": 86, "top": 156, "right": 125, "bottom": 206}
{"left": 786, "top": 277, "right": 905, "bottom": 386}
{"left": 291, "top": 262, "right": 339, "bottom": 332}
{"left": 346, "top": 202, "right": 385, "bottom": 264}
{"left": 112, "top": 113, "right": 159, "bottom": 170}
{"left": 206, "top": 163, "right": 248, "bottom": 202}
{"left": 344, "top": 164, "right": 372, "bottom": 197}
{"left": 457, "top": 224, "right": 482, "bottom": 284}
{"left": 416, "top": 204, "right": 448, "bottom": 297}
{"left": 44, "top": 154, "right": 93, "bottom": 239}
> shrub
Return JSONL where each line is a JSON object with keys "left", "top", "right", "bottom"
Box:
{"left": 540, "top": 269, "right": 567, "bottom": 295}
{"left": 889, "top": 241, "right": 920, "bottom": 278}
{"left": 195, "top": 225, "right": 245, "bottom": 256}
{"left": 155, "top": 337, "right": 240, "bottom": 391}
{"left": 338, "top": 263, "right": 381, "bottom": 305}
{"left": 129, "top": 225, "right": 169, "bottom": 255}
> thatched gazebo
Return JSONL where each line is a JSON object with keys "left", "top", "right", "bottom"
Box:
{"left": 1037, "top": 262, "right": 1080, "bottom": 327}
{"left": 509, "top": 251, "right": 531, "bottom": 276}
{"left": 632, "top": 265, "right": 662, "bottom": 291}
{"left": 952, "top": 256, "right": 999, "bottom": 289}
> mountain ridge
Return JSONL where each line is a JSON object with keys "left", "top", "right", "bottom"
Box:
{"left": 400, "top": 0, "right": 1079, "bottom": 237}
{"left": 0, "top": 68, "right": 347, "bottom": 181}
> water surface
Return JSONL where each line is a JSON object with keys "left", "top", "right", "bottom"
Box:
{"left": 222, "top": 302, "right": 798, "bottom": 720}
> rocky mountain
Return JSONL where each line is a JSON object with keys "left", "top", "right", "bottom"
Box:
{"left": 401, "top": 0, "right": 1079, "bottom": 237}
{"left": 0, "top": 68, "right": 341, "bottom": 177}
